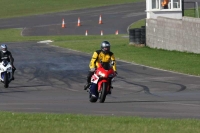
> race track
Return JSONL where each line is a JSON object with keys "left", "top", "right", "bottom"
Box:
{"left": 0, "top": 2, "right": 200, "bottom": 119}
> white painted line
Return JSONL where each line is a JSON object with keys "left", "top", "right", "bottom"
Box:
{"left": 37, "top": 40, "right": 53, "bottom": 44}
{"left": 64, "top": 47, "right": 200, "bottom": 78}
{"left": 21, "top": 27, "right": 26, "bottom": 36}
{"left": 46, "top": 38, "right": 200, "bottom": 78}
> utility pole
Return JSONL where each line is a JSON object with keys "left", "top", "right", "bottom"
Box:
{"left": 182, "top": 0, "right": 184, "bottom": 16}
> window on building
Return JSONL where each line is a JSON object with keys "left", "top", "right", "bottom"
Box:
{"left": 152, "top": 0, "right": 160, "bottom": 9}
{"left": 172, "top": 0, "right": 180, "bottom": 8}
{"left": 150, "top": 0, "right": 181, "bottom": 10}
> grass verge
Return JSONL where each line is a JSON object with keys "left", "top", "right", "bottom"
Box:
{"left": 0, "top": 0, "right": 143, "bottom": 18}
{"left": 0, "top": 2, "right": 199, "bottom": 132}
{"left": 1, "top": 28, "right": 200, "bottom": 76}
{"left": 0, "top": 112, "right": 200, "bottom": 133}
{"left": 129, "top": 8, "right": 200, "bottom": 29}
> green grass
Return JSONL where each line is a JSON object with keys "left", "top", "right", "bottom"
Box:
{"left": 53, "top": 36, "right": 200, "bottom": 76}
{"left": 126, "top": 10, "right": 200, "bottom": 75}
{"left": 129, "top": 19, "right": 146, "bottom": 29}
{"left": 184, "top": 8, "right": 200, "bottom": 17}
{"left": 0, "top": 0, "right": 143, "bottom": 18}
{"left": 0, "top": 1, "right": 200, "bottom": 132}
{"left": 1, "top": 28, "right": 200, "bottom": 76}
{"left": 0, "top": 112, "right": 200, "bottom": 133}
{"left": 128, "top": 8, "right": 200, "bottom": 30}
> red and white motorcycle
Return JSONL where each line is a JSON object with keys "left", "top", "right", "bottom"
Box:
{"left": 89, "top": 62, "right": 116, "bottom": 103}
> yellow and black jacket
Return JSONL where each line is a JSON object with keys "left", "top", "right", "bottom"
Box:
{"left": 89, "top": 50, "right": 117, "bottom": 71}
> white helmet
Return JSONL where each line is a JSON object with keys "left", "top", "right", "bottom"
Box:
{"left": 1, "top": 44, "right": 7, "bottom": 53}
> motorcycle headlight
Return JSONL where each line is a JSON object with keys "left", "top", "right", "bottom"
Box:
{"left": 98, "top": 71, "right": 105, "bottom": 77}
{"left": 3, "top": 61, "right": 8, "bottom": 67}
{"left": 109, "top": 74, "right": 114, "bottom": 77}
{"left": 7, "top": 67, "right": 12, "bottom": 71}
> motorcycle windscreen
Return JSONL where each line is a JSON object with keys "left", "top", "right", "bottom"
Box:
{"left": 101, "top": 62, "right": 111, "bottom": 70}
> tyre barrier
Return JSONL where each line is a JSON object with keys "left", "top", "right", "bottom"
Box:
{"left": 129, "top": 26, "right": 146, "bottom": 45}
{"left": 129, "top": 29, "right": 135, "bottom": 43}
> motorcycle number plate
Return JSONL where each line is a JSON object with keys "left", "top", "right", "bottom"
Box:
{"left": 91, "top": 74, "right": 99, "bottom": 84}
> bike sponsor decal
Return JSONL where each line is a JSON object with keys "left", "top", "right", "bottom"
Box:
{"left": 91, "top": 74, "right": 99, "bottom": 84}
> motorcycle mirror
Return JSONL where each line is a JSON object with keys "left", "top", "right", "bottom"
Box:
{"left": 110, "top": 61, "right": 114, "bottom": 66}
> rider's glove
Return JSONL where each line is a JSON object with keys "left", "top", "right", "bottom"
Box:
{"left": 114, "top": 71, "right": 118, "bottom": 76}
{"left": 90, "top": 68, "right": 96, "bottom": 72}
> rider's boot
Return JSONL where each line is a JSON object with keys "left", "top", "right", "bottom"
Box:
{"left": 11, "top": 67, "right": 16, "bottom": 80}
{"left": 108, "top": 85, "right": 113, "bottom": 94}
{"left": 108, "top": 89, "right": 112, "bottom": 94}
{"left": 84, "top": 82, "right": 90, "bottom": 90}
{"left": 84, "top": 71, "right": 93, "bottom": 90}
{"left": 107, "top": 79, "right": 114, "bottom": 94}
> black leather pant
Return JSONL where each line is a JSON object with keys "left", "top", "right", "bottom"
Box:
{"left": 86, "top": 71, "right": 94, "bottom": 83}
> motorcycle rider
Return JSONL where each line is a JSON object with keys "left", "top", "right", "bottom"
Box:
{"left": 84, "top": 41, "right": 117, "bottom": 92}
{"left": 0, "top": 44, "right": 16, "bottom": 80}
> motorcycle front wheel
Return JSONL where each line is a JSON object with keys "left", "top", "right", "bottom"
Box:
{"left": 99, "top": 82, "right": 107, "bottom": 103}
{"left": 4, "top": 73, "right": 9, "bottom": 88}
{"left": 89, "top": 93, "right": 98, "bottom": 103}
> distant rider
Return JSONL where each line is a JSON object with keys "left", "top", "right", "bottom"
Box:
{"left": 0, "top": 44, "right": 16, "bottom": 80}
{"left": 84, "top": 41, "right": 117, "bottom": 92}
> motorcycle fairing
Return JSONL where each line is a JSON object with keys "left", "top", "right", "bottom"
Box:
{"left": 89, "top": 83, "right": 99, "bottom": 98}
{"left": 1, "top": 72, "right": 10, "bottom": 82}
{"left": 1, "top": 72, "right": 6, "bottom": 80}
{"left": 91, "top": 74, "right": 99, "bottom": 84}
{"left": 97, "top": 79, "right": 109, "bottom": 92}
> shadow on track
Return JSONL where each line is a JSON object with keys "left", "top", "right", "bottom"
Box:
{"left": 153, "top": 81, "right": 187, "bottom": 92}
{"left": 105, "top": 99, "right": 198, "bottom": 104}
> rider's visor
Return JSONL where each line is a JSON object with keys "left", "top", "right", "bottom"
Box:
{"left": 2, "top": 48, "right": 7, "bottom": 52}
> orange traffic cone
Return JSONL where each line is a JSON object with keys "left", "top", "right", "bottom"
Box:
{"left": 99, "top": 15, "right": 103, "bottom": 24}
{"left": 77, "top": 17, "right": 81, "bottom": 26}
{"left": 115, "top": 30, "right": 119, "bottom": 35}
{"left": 62, "top": 19, "right": 65, "bottom": 28}
{"left": 101, "top": 30, "right": 103, "bottom": 36}
{"left": 85, "top": 30, "right": 88, "bottom": 36}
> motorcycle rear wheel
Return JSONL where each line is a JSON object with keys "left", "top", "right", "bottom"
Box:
{"left": 99, "top": 82, "right": 107, "bottom": 103}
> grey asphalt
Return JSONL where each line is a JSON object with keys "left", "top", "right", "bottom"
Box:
{"left": 0, "top": 2, "right": 200, "bottom": 119}
{"left": 0, "top": 2, "right": 146, "bottom": 35}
